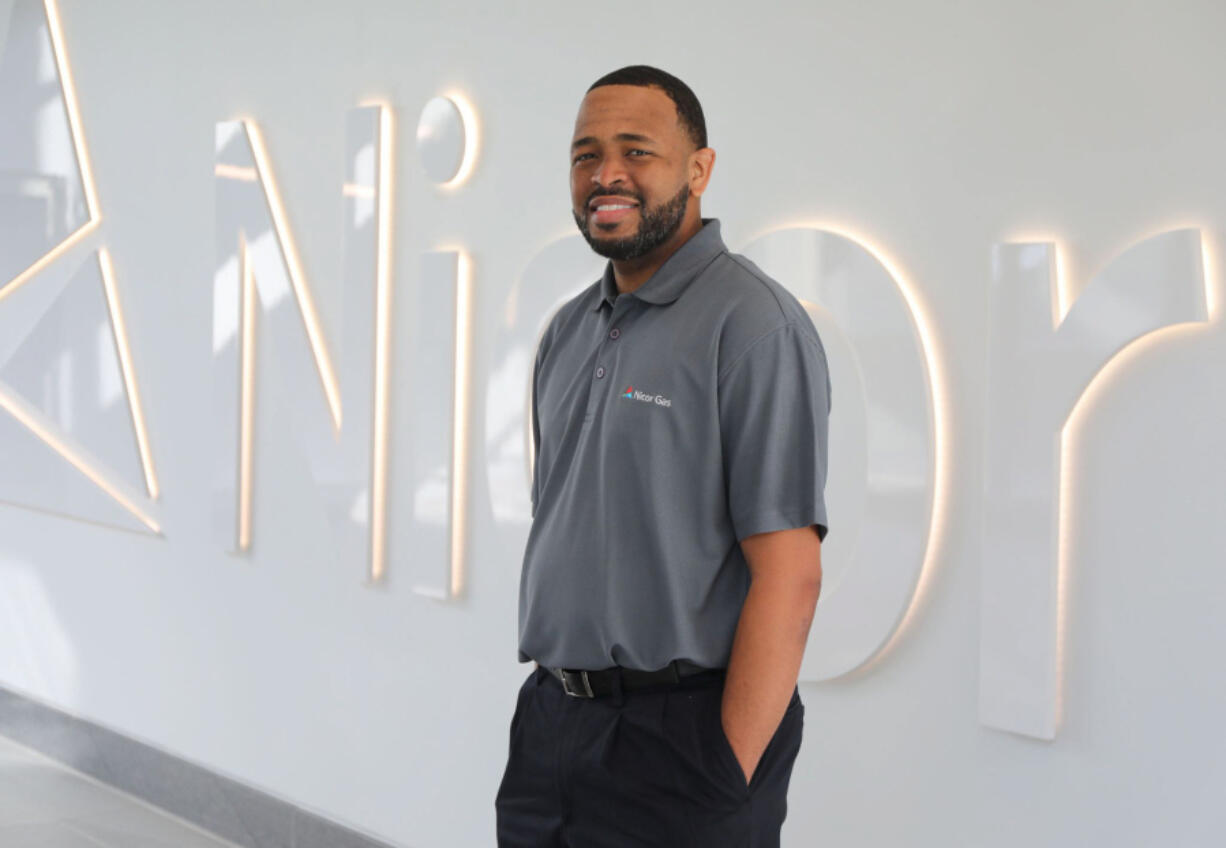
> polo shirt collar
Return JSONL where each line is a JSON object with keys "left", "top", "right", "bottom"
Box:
{"left": 590, "top": 217, "right": 726, "bottom": 312}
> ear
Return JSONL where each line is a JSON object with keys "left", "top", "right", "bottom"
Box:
{"left": 688, "top": 147, "right": 716, "bottom": 197}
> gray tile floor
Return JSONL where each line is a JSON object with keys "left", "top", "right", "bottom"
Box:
{"left": 0, "top": 733, "right": 241, "bottom": 848}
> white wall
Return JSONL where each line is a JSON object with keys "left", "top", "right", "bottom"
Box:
{"left": 2, "top": 0, "right": 1224, "bottom": 845}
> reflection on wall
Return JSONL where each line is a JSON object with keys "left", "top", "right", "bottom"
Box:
{"left": 981, "top": 228, "right": 1209, "bottom": 739}
{"left": 0, "top": 0, "right": 158, "bottom": 533}
{"left": 211, "top": 109, "right": 393, "bottom": 582}
{"left": 742, "top": 227, "right": 940, "bottom": 683}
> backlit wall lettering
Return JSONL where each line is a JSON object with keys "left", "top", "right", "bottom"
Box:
{"left": 980, "top": 229, "right": 1210, "bottom": 739}
{"left": 0, "top": 0, "right": 1218, "bottom": 746}
{"left": 211, "top": 109, "right": 394, "bottom": 584}
{"left": 212, "top": 101, "right": 475, "bottom": 598}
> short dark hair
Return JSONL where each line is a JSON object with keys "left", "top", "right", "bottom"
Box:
{"left": 586, "top": 65, "right": 708, "bottom": 151}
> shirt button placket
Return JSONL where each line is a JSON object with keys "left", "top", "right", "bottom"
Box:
{"left": 599, "top": 328, "right": 620, "bottom": 379}
{"left": 587, "top": 305, "right": 626, "bottom": 420}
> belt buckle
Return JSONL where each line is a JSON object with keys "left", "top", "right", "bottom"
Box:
{"left": 561, "top": 669, "right": 594, "bottom": 698}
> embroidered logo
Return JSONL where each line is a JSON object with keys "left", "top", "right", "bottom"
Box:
{"left": 620, "top": 385, "right": 672, "bottom": 408}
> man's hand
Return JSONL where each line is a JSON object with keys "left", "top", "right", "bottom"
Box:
{"left": 721, "top": 524, "right": 822, "bottom": 784}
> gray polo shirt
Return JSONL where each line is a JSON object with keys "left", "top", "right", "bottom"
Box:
{"left": 518, "top": 217, "right": 831, "bottom": 671}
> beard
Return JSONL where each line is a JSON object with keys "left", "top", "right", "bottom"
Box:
{"left": 572, "top": 181, "right": 690, "bottom": 261}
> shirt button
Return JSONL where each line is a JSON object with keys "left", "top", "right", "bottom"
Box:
{"left": 609, "top": 327, "right": 620, "bottom": 339}
{"left": 595, "top": 366, "right": 605, "bottom": 379}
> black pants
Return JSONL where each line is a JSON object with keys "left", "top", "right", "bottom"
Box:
{"left": 495, "top": 664, "right": 805, "bottom": 847}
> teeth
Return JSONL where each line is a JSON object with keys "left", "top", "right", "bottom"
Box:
{"left": 595, "top": 204, "right": 634, "bottom": 211}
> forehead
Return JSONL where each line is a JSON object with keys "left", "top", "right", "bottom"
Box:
{"left": 572, "top": 84, "right": 682, "bottom": 144}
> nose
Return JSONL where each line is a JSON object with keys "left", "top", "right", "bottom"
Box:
{"left": 591, "top": 153, "right": 628, "bottom": 189}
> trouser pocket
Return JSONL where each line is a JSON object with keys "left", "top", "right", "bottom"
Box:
{"left": 709, "top": 685, "right": 804, "bottom": 799}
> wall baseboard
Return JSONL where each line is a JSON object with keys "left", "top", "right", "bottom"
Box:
{"left": 0, "top": 684, "right": 402, "bottom": 848}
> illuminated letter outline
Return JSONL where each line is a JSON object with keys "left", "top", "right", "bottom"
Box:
{"left": 980, "top": 228, "right": 1211, "bottom": 740}
{"left": 211, "top": 106, "right": 395, "bottom": 584}
{"left": 0, "top": 0, "right": 159, "bottom": 533}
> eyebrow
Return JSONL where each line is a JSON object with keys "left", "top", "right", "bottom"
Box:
{"left": 571, "top": 132, "right": 657, "bottom": 151}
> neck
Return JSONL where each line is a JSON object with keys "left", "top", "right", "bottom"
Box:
{"left": 611, "top": 211, "right": 704, "bottom": 295}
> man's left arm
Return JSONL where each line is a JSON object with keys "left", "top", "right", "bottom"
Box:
{"left": 713, "top": 320, "right": 832, "bottom": 784}
{"left": 721, "top": 524, "right": 822, "bottom": 784}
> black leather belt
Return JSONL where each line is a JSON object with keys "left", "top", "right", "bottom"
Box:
{"left": 546, "top": 659, "right": 722, "bottom": 698}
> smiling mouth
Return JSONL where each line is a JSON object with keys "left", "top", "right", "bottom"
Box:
{"left": 590, "top": 201, "right": 638, "bottom": 223}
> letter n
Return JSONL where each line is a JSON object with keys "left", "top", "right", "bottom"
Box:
{"left": 211, "top": 108, "right": 392, "bottom": 582}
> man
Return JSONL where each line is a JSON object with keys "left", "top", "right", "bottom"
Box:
{"left": 496, "top": 64, "right": 831, "bottom": 847}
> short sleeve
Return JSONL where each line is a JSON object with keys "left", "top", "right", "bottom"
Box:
{"left": 718, "top": 321, "right": 831, "bottom": 544}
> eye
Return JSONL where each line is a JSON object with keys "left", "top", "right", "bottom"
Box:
{"left": 572, "top": 152, "right": 594, "bottom": 164}
{"left": 628, "top": 149, "right": 650, "bottom": 157}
